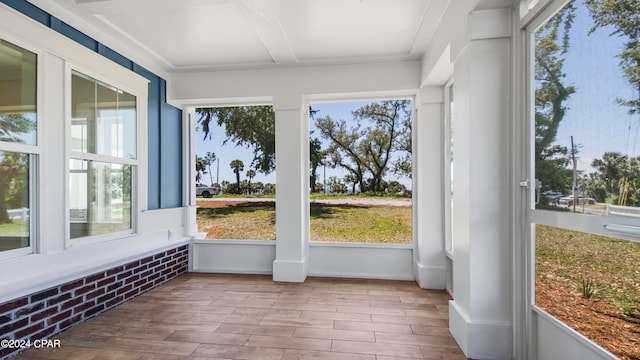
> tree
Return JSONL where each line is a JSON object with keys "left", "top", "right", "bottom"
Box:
{"left": 588, "top": 151, "right": 640, "bottom": 206}
{"left": 316, "top": 100, "right": 411, "bottom": 193}
{"left": 387, "top": 180, "right": 407, "bottom": 194}
{"left": 0, "top": 114, "right": 35, "bottom": 143}
{"left": 326, "top": 176, "right": 346, "bottom": 194}
{"left": 534, "top": 4, "right": 576, "bottom": 196}
{"left": 230, "top": 159, "right": 244, "bottom": 194}
{"left": 585, "top": 0, "right": 640, "bottom": 114}
{"left": 591, "top": 152, "right": 629, "bottom": 195}
{"left": 197, "top": 106, "right": 275, "bottom": 174}
{"left": 392, "top": 105, "right": 412, "bottom": 178}
{"left": 195, "top": 156, "right": 207, "bottom": 183}
{"left": 220, "top": 180, "right": 231, "bottom": 194}
{"left": 343, "top": 173, "right": 359, "bottom": 194}
{"left": 204, "top": 152, "right": 217, "bottom": 185}
{"left": 246, "top": 169, "right": 256, "bottom": 195}
{"left": 253, "top": 181, "right": 264, "bottom": 195}
{"left": 309, "top": 137, "right": 325, "bottom": 193}
{"left": 263, "top": 183, "right": 276, "bottom": 195}
{"left": 0, "top": 114, "right": 35, "bottom": 224}
{"left": 0, "top": 152, "right": 28, "bottom": 224}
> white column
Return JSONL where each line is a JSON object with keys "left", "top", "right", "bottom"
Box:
{"left": 448, "top": 8, "right": 513, "bottom": 360}
{"left": 40, "top": 53, "right": 66, "bottom": 254}
{"left": 413, "top": 86, "right": 446, "bottom": 289}
{"left": 273, "top": 95, "right": 309, "bottom": 282}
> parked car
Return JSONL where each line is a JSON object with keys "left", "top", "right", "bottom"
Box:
{"left": 543, "top": 191, "right": 564, "bottom": 204}
{"left": 195, "top": 184, "right": 217, "bottom": 198}
{"left": 558, "top": 195, "right": 595, "bottom": 206}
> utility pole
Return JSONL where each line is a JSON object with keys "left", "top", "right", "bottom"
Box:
{"left": 571, "top": 136, "right": 577, "bottom": 213}
{"left": 323, "top": 163, "right": 326, "bottom": 194}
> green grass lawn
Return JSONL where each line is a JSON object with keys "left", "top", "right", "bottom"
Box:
{"left": 536, "top": 224, "right": 640, "bottom": 317}
{"left": 196, "top": 201, "right": 412, "bottom": 243}
{"left": 309, "top": 204, "right": 411, "bottom": 243}
{"left": 536, "top": 224, "right": 640, "bottom": 359}
{"left": 0, "top": 221, "right": 29, "bottom": 236}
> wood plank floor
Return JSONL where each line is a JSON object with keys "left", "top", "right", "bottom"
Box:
{"left": 17, "top": 273, "right": 467, "bottom": 359}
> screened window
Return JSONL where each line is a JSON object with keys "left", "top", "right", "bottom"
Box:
{"left": 0, "top": 38, "right": 37, "bottom": 255}
{"left": 531, "top": 1, "right": 640, "bottom": 358}
{"left": 70, "top": 71, "right": 136, "bottom": 240}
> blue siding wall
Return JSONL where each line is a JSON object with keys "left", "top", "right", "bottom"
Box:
{"left": 1, "top": 0, "right": 183, "bottom": 209}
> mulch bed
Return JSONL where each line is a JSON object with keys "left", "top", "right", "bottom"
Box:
{"left": 537, "top": 280, "right": 640, "bottom": 359}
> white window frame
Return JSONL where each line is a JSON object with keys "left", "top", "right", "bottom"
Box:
{"left": 520, "top": 0, "right": 638, "bottom": 358}
{"left": 443, "top": 79, "right": 454, "bottom": 256}
{"left": 443, "top": 79, "right": 454, "bottom": 295}
{"left": 65, "top": 63, "right": 142, "bottom": 248}
{"left": 0, "top": 32, "right": 43, "bottom": 261}
{"left": 306, "top": 94, "right": 416, "bottom": 246}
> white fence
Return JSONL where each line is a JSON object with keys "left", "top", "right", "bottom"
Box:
{"left": 7, "top": 208, "right": 29, "bottom": 221}
{"left": 606, "top": 204, "right": 640, "bottom": 219}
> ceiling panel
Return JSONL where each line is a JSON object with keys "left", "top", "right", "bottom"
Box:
{"left": 87, "top": 0, "right": 274, "bottom": 68}
{"left": 272, "top": 0, "right": 429, "bottom": 60}
{"left": 38, "top": 0, "right": 444, "bottom": 71}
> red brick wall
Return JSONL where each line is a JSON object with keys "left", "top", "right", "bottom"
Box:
{"left": 0, "top": 244, "right": 188, "bottom": 359}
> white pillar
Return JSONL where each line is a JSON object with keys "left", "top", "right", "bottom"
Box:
{"left": 40, "top": 53, "right": 66, "bottom": 254}
{"left": 414, "top": 86, "right": 446, "bottom": 289}
{"left": 273, "top": 95, "right": 309, "bottom": 282}
{"left": 185, "top": 109, "right": 202, "bottom": 241}
{"left": 448, "top": 9, "right": 513, "bottom": 360}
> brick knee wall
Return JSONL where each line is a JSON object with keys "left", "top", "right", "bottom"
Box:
{"left": 0, "top": 244, "right": 188, "bottom": 359}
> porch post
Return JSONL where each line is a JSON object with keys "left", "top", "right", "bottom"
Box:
{"left": 448, "top": 8, "right": 513, "bottom": 359}
{"left": 273, "top": 95, "right": 309, "bottom": 282}
{"left": 414, "top": 86, "right": 446, "bottom": 289}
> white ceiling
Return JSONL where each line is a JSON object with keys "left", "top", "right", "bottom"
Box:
{"left": 35, "top": 0, "right": 451, "bottom": 73}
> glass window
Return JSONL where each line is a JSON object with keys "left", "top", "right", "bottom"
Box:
{"left": 0, "top": 38, "right": 37, "bottom": 255}
{"left": 71, "top": 72, "right": 136, "bottom": 159}
{"left": 0, "top": 39, "right": 37, "bottom": 145}
{"left": 0, "top": 151, "right": 30, "bottom": 251}
{"left": 69, "top": 160, "right": 131, "bottom": 238}
{"left": 445, "top": 84, "right": 454, "bottom": 254}
{"left": 70, "top": 71, "right": 136, "bottom": 240}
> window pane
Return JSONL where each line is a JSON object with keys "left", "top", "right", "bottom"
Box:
{"left": 0, "top": 39, "right": 37, "bottom": 145}
{"left": 535, "top": 224, "right": 640, "bottom": 359}
{"left": 69, "top": 160, "right": 132, "bottom": 238}
{"left": 534, "top": 1, "right": 640, "bottom": 217}
{"left": 532, "top": 1, "right": 640, "bottom": 358}
{"left": 194, "top": 105, "right": 276, "bottom": 241}
{"left": 71, "top": 72, "right": 136, "bottom": 159}
{"left": 0, "top": 151, "right": 30, "bottom": 251}
{"left": 309, "top": 100, "right": 413, "bottom": 244}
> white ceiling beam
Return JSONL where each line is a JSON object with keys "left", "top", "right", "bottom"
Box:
{"left": 410, "top": 0, "right": 450, "bottom": 57}
{"left": 238, "top": 0, "right": 297, "bottom": 65}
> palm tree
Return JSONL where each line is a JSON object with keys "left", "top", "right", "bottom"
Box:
{"left": 195, "top": 156, "right": 207, "bottom": 183}
{"left": 204, "top": 151, "right": 216, "bottom": 185}
{"left": 245, "top": 169, "right": 256, "bottom": 195}
{"left": 230, "top": 159, "right": 244, "bottom": 194}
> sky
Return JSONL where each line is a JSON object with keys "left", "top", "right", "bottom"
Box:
{"left": 550, "top": 0, "right": 638, "bottom": 173}
{"left": 195, "top": 100, "right": 413, "bottom": 190}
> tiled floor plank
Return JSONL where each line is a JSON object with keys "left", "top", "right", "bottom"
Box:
{"left": 15, "top": 273, "right": 465, "bottom": 359}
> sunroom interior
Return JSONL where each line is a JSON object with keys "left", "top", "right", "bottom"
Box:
{"left": 1, "top": 0, "right": 637, "bottom": 359}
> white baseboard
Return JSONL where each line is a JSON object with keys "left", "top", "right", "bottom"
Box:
{"left": 449, "top": 300, "right": 512, "bottom": 360}
{"left": 413, "top": 261, "right": 446, "bottom": 289}
{"left": 273, "top": 258, "right": 308, "bottom": 282}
